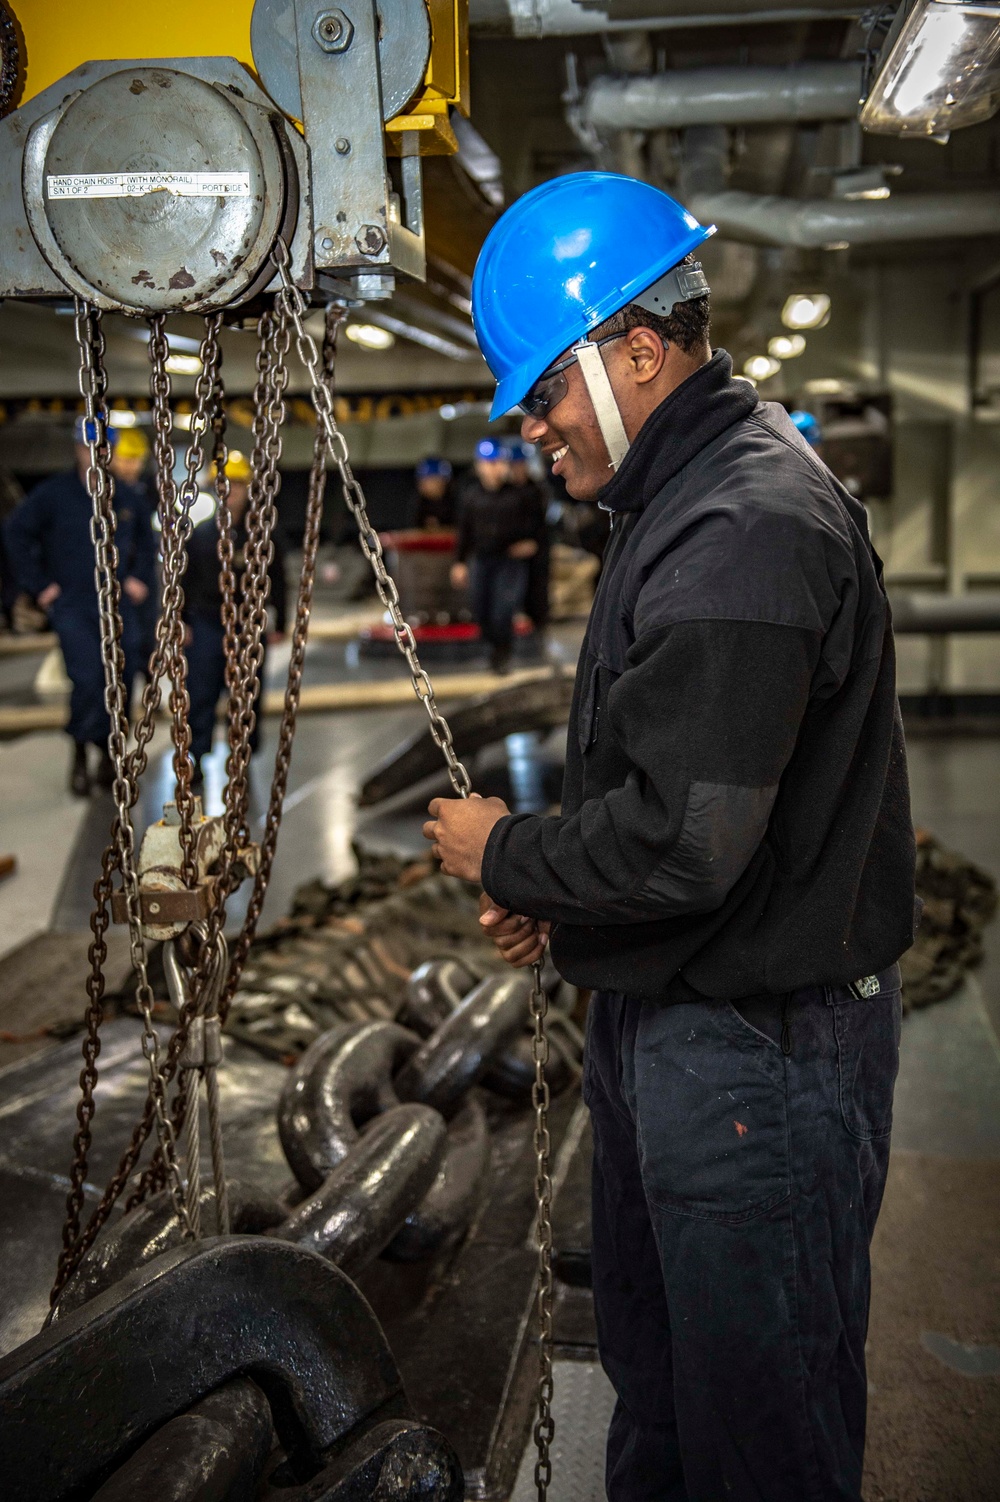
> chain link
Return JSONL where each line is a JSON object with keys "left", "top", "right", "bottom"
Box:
{"left": 271, "top": 241, "right": 553, "bottom": 1496}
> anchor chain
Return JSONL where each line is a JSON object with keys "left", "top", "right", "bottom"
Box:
{"left": 271, "top": 240, "right": 555, "bottom": 1498}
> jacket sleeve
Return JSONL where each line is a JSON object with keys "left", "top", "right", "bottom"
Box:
{"left": 481, "top": 616, "right": 821, "bottom": 925}
{"left": 3, "top": 486, "right": 54, "bottom": 600}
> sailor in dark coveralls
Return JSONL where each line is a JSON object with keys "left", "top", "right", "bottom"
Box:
{"left": 4, "top": 417, "right": 156, "bottom": 795}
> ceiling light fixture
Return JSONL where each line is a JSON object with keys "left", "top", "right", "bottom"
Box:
{"left": 769, "top": 334, "right": 807, "bottom": 359}
{"left": 744, "top": 355, "right": 782, "bottom": 382}
{"left": 782, "top": 293, "right": 831, "bottom": 330}
{"left": 345, "top": 323, "right": 396, "bottom": 351}
{"left": 861, "top": 0, "right": 1000, "bottom": 139}
{"left": 164, "top": 353, "right": 203, "bottom": 375}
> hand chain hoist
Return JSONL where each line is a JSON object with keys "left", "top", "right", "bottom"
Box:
{"left": 54, "top": 244, "right": 555, "bottom": 1501}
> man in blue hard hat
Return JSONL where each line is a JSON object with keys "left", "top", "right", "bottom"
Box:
{"left": 507, "top": 437, "right": 552, "bottom": 634}
{"left": 413, "top": 455, "right": 455, "bottom": 530}
{"left": 4, "top": 417, "right": 156, "bottom": 795}
{"left": 424, "top": 173, "right": 916, "bottom": 1502}
{"left": 451, "top": 437, "right": 544, "bottom": 674}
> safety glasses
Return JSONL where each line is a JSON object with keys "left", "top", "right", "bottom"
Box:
{"left": 518, "top": 334, "right": 626, "bottom": 419}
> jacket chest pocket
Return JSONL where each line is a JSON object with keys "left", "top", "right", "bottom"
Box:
{"left": 577, "top": 657, "right": 622, "bottom": 754}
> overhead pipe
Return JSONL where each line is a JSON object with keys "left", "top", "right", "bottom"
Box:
{"left": 471, "top": 0, "right": 865, "bottom": 38}
{"left": 584, "top": 61, "right": 863, "bottom": 131}
{"left": 685, "top": 188, "right": 1000, "bottom": 246}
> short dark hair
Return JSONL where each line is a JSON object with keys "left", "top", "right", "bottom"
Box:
{"left": 591, "top": 254, "right": 711, "bottom": 356}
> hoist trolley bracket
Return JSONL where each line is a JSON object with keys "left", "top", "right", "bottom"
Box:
{"left": 0, "top": 0, "right": 469, "bottom": 311}
{"left": 108, "top": 800, "right": 260, "bottom": 939}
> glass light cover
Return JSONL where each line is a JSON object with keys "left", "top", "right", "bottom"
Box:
{"left": 861, "top": 0, "right": 1000, "bottom": 138}
{"left": 744, "top": 355, "right": 782, "bottom": 381}
{"left": 782, "top": 293, "right": 831, "bottom": 330}
{"left": 346, "top": 324, "right": 395, "bottom": 350}
{"left": 769, "top": 334, "right": 807, "bottom": 359}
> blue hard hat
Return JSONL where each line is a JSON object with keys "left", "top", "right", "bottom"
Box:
{"left": 508, "top": 439, "right": 535, "bottom": 462}
{"left": 74, "top": 415, "right": 119, "bottom": 446}
{"left": 475, "top": 436, "right": 509, "bottom": 461}
{"left": 472, "top": 172, "right": 715, "bottom": 419}
{"left": 416, "top": 455, "right": 453, "bottom": 478}
{"left": 790, "top": 410, "right": 822, "bottom": 447}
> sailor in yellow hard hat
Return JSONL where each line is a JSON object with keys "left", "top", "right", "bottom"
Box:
{"left": 183, "top": 451, "right": 288, "bottom": 791}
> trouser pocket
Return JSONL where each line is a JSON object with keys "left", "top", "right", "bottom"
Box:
{"left": 826, "top": 967, "right": 902, "bottom": 1141}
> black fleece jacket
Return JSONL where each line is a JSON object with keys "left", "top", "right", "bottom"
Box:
{"left": 481, "top": 351, "right": 917, "bottom": 1001}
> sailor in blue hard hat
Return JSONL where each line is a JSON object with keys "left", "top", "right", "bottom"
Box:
{"left": 451, "top": 436, "right": 542, "bottom": 673}
{"left": 424, "top": 171, "right": 917, "bottom": 1502}
{"left": 414, "top": 455, "right": 454, "bottom": 530}
{"left": 790, "top": 409, "right": 823, "bottom": 447}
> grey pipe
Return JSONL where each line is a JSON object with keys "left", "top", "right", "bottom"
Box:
{"left": 584, "top": 62, "right": 862, "bottom": 131}
{"left": 687, "top": 189, "right": 1000, "bottom": 246}
{"left": 891, "top": 594, "right": 1000, "bottom": 635}
{"left": 471, "top": 0, "right": 863, "bottom": 38}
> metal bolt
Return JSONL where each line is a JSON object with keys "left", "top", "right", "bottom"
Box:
{"left": 313, "top": 8, "right": 354, "bottom": 52}
{"left": 149, "top": 902, "right": 161, "bottom": 915}
{"left": 355, "top": 224, "right": 387, "bottom": 257}
{"left": 316, "top": 231, "right": 336, "bottom": 254}
{"left": 335, "top": 137, "right": 351, "bottom": 155}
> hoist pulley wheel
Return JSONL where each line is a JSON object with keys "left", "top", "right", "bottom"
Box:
{"left": 22, "top": 66, "right": 289, "bottom": 314}
{"left": 250, "top": 0, "right": 431, "bottom": 125}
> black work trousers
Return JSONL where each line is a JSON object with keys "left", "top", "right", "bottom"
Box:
{"left": 584, "top": 968, "right": 901, "bottom": 1502}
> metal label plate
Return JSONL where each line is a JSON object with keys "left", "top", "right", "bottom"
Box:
{"left": 46, "top": 171, "right": 251, "bottom": 199}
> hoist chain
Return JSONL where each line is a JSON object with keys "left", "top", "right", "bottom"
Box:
{"left": 219, "top": 302, "right": 337, "bottom": 1024}
{"left": 52, "top": 313, "right": 225, "bottom": 1298}
{"left": 530, "top": 965, "right": 555, "bottom": 1498}
{"left": 272, "top": 241, "right": 473, "bottom": 800}
{"left": 51, "top": 302, "right": 190, "bottom": 1308}
{"left": 132, "top": 310, "right": 288, "bottom": 1207}
{"left": 270, "top": 240, "right": 554, "bottom": 1498}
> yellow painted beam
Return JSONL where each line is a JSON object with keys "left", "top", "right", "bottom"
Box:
{"left": 13, "top": 2, "right": 256, "bottom": 106}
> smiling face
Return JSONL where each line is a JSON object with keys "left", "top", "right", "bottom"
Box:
{"left": 521, "top": 355, "right": 612, "bottom": 501}
{"left": 520, "top": 322, "right": 710, "bottom": 501}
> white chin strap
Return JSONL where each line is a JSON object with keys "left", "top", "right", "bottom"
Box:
{"left": 574, "top": 339, "right": 630, "bottom": 473}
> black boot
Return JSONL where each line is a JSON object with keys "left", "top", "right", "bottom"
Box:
{"left": 69, "top": 742, "right": 90, "bottom": 798}
{"left": 94, "top": 745, "right": 116, "bottom": 790}
{"left": 489, "top": 646, "right": 512, "bottom": 676}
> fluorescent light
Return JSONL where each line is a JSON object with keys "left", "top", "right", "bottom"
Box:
{"left": 440, "top": 404, "right": 458, "bottom": 420}
{"left": 769, "top": 334, "right": 807, "bottom": 359}
{"left": 345, "top": 323, "right": 395, "bottom": 351}
{"left": 804, "top": 377, "right": 846, "bottom": 394}
{"left": 108, "top": 410, "right": 138, "bottom": 427}
{"left": 782, "top": 294, "right": 831, "bottom": 331}
{"left": 861, "top": 0, "right": 1000, "bottom": 138}
{"left": 165, "top": 353, "right": 203, "bottom": 375}
{"left": 744, "top": 355, "right": 782, "bottom": 381}
{"left": 832, "top": 166, "right": 896, "bottom": 201}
